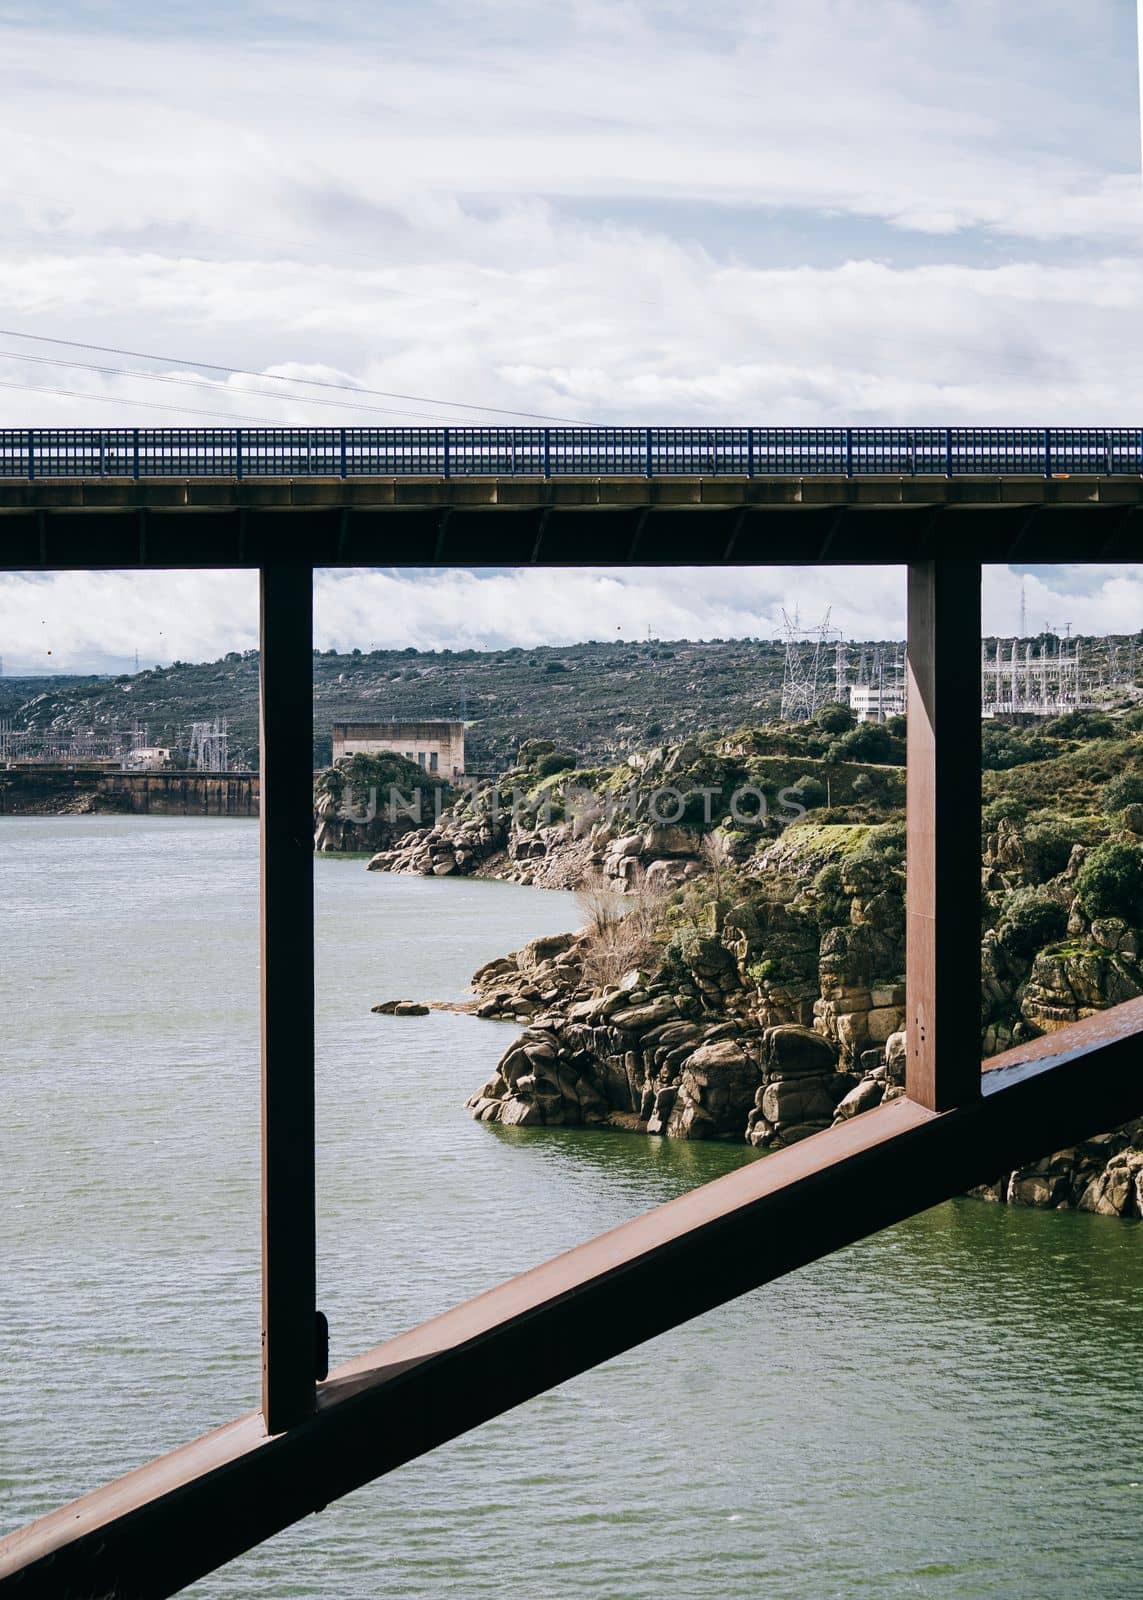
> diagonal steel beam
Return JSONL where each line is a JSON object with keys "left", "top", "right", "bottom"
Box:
{"left": 3, "top": 1002, "right": 1141, "bottom": 1599}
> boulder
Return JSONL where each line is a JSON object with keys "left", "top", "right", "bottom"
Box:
{"left": 641, "top": 825, "right": 698, "bottom": 858}
{"left": 761, "top": 1025, "right": 837, "bottom": 1079}
{"left": 609, "top": 994, "right": 679, "bottom": 1031}
{"left": 666, "top": 1037, "right": 761, "bottom": 1140}
{"left": 1078, "top": 1150, "right": 1143, "bottom": 1218}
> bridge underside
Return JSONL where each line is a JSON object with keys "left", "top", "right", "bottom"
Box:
{"left": 2, "top": 474, "right": 1143, "bottom": 567}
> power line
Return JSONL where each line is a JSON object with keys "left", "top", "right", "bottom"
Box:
{"left": 0, "top": 348, "right": 466, "bottom": 426}
{"left": 0, "top": 328, "right": 586, "bottom": 425}
{"left": 0, "top": 376, "right": 281, "bottom": 425}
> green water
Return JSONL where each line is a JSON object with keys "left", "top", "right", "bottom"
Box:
{"left": 2, "top": 817, "right": 1141, "bottom": 1597}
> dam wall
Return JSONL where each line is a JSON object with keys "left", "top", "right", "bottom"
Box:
{"left": 0, "top": 767, "right": 259, "bottom": 817}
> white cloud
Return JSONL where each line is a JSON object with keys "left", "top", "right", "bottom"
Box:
{"left": 1, "top": 2, "right": 1141, "bottom": 656}
{"left": 1, "top": 565, "right": 1138, "bottom": 678}
{"left": 0, "top": 0, "right": 1139, "bottom": 433}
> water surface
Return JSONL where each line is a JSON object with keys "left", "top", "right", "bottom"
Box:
{"left": 2, "top": 818, "right": 1140, "bottom": 1597}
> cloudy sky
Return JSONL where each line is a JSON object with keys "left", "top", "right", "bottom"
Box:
{"left": 1, "top": 0, "right": 1141, "bottom": 671}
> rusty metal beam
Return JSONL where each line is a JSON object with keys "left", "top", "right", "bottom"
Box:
{"left": 259, "top": 565, "right": 316, "bottom": 1433}
{"left": 906, "top": 560, "right": 983, "bottom": 1111}
{"left": 3, "top": 1001, "right": 1142, "bottom": 1599}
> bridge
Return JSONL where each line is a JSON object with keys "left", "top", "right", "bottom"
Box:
{"left": 4, "top": 425, "right": 1143, "bottom": 570}
{"left": 2, "top": 427, "right": 1143, "bottom": 1596}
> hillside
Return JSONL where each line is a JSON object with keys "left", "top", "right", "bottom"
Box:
{"left": 2, "top": 631, "right": 1138, "bottom": 772}
{"left": 0, "top": 637, "right": 806, "bottom": 770}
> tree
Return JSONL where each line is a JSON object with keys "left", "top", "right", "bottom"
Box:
{"left": 1075, "top": 840, "right": 1143, "bottom": 924}
{"left": 790, "top": 774, "right": 828, "bottom": 809}
{"left": 815, "top": 701, "right": 855, "bottom": 734}
{"left": 827, "top": 723, "right": 905, "bottom": 766}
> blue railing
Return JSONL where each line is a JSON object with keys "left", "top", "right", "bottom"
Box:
{"left": 2, "top": 426, "right": 1141, "bottom": 480}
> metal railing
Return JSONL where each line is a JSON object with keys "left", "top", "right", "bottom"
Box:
{"left": 2, "top": 425, "right": 1142, "bottom": 480}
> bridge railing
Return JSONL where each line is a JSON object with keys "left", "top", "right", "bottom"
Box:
{"left": 2, "top": 425, "right": 1142, "bottom": 479}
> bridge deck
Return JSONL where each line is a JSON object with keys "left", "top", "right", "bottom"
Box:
{"left": 3, "top": 473, "right": 1143, "bottom": 568}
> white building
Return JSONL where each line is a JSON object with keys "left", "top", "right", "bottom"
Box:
{"left": 850, "top": 684, "right": 905, "bottom": 724}
{"left": 125, "top": 746, "right": 172, "bottom": 770}
{"left": 331, "top": 720, "right": 465, "bottom": 778}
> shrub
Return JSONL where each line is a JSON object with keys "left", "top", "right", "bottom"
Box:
{"left": 998, "top": 887, "right": 1068, "bottom": 958}
{"left": 1042, "top": 711, "right": 1116, "bottom": 740}
{"left": 1075, "top": 840, "right": 1143, "bottom": 924}
{"left": 815, "top": 701, "right": 855, "bottom": 734}
{"left": 517, "top": 738, "right": 556, "bottom": 765}
{"left": 827, "top": 723, "right": 906, "bottom": 766}
{"left": 535, "top": 751, "right": 577, "bottom": 779}
{"left": 1024, "top": 818, "right": 1082, "bottom": 881}
{"left": 980, "top": 723, "right": 1056, "bottom": 771}
{"left": 982, "top": 796, "right": 1028, "bottom": 832}
{"left": 790, "top": 775, "right": 828, "bottom": 810}
{"left": 1102, "top": 772, "right": 1143, "bottom": 813}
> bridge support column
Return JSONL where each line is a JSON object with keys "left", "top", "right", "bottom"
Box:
{"left": 260, "top": 565, "right": 316, "bottom": 1432}
{"left": 905, "top": 560, "right": 982, "bottom": 1111}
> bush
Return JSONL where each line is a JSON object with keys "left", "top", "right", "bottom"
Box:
{"left": 535, "top": 751, "right": 577, "bottom": 779}
{"left": 827, "top": 723, "right": 906, "bottom": 766}
{"left": 1042, "top": 711, "right": 1116, "bottom": 740}
{"left": 982, "top": 796, "right": 1028, "bottom": 832}
{"left": 517, "top": 738, "right": 556, "bottom": 765}
{"left": 790, "top": 774, "right": 828, "bottom": 810}
{"left": 815, "top": 701, "right": 855, "bottom": 734}
{"left": 1075, "top": 840, "right": 1143, "bottom": 924}
{"left": 998, "top": 887, "right": 1068, "bottom": 958}
{"left": 1024, "top": 818, "right": 1083, "bottom": 881}
{"left": 980, "top": 723, "right": 1056, "bottom": 771}
{"left": 1102, "top": 772, "right": 1143, "bottom": 813}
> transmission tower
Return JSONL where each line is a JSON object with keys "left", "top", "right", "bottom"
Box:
{"left": 780, "top": 607, "right": 841, "bottom": 721}
{"left": 188, "top": 717, "right": 230, "bottom": 772}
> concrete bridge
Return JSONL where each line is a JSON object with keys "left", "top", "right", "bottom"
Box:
{"left": 2, "top": 426, "right": 1143, "bottom": 568}
{"left": 2, "top": 426, "right": 1143, "bottom": 1596}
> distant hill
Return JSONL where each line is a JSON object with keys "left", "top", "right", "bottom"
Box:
{"left": 0, "top": 632, "right": 1136, "bottom": 772}
{"left": 0, "top": 638, "right": 796, "bottom": 770}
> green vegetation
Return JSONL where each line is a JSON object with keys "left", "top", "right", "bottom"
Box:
{"left": 1074, "top": 840, "right": 1143, "bottom": 924}
{"left": 315, "top": 750, "right": 451, "bottom": 809}
{"left": 1102, "top": 772, "right": 1143, "bottom": 813}
{"left": 998, "top": 887, "right": 1069, "bottom": 957}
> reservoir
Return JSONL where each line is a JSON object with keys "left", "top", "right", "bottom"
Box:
{"left": 2, "top": 817, "right": 1141, "bottom": 1596}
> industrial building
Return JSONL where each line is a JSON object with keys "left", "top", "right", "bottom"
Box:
{"left": 850, "top": 683, "right": 906, "bottom": 723}
{"left": 331, "top": 719, "right": 465, "bottom": 778}
{"left": 980, "top": 638, "right": 1089, "bottom": 718}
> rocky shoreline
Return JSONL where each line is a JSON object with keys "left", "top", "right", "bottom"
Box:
{"left": 449, "top": 925, "right": 1143, "bottom": 1219}
{"left": 358, "top": 730, "right": 1143, "bottom": 1220}
{"left": 371, "top": 811, "right": 1143, "bottom": 1220}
